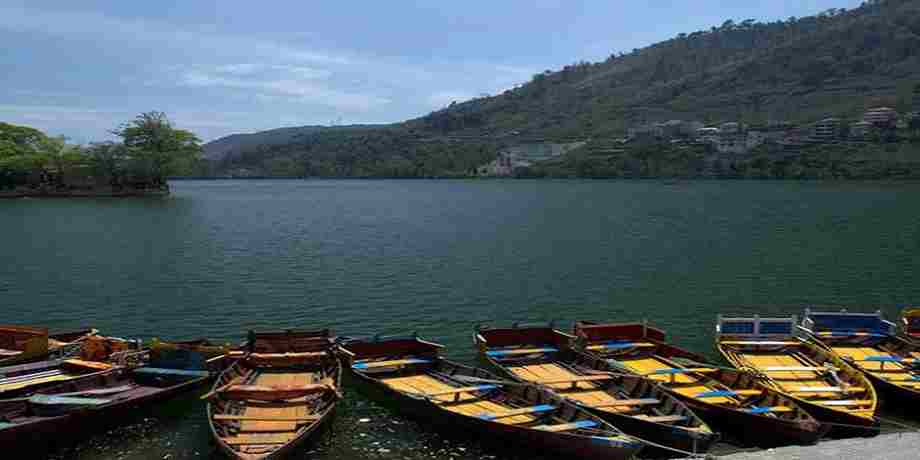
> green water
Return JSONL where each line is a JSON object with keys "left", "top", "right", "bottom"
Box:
{"left": 2, "top": 179, "right": 919, "bottom": 459}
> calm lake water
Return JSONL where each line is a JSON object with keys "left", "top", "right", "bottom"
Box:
{"left": 2, "top": 179, "right": 920, "bottom": 459}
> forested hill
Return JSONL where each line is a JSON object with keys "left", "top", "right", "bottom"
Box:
{"left": 208, "top": 0, "right": 920, "bottom": 177}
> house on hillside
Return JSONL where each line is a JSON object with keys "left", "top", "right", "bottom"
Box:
{"left": 849, "top": 121, "right": 872, "bottom": 140}
{"left": 811, "top": 118, "right": 839, "bottom": 142}
{"left": 863, "top": 107, "right": 897, "bottom": 129}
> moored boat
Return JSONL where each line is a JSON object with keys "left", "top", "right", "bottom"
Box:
{"left": 716, "top": 314, "right": 878, "bottom": 436}
{"left": 573, "top": 321, "right": 827, "bottom": 447}
{"left": 206, "top": 330, "right": 342, "bottom": 460}
{"left": 0, "top": 335, "right": 142, "bottom": 397}
{"left": 0, "top": 341, "right": 221, "bottom": 447}
{"left": 339, "top": 334, "right": 644, "bottom": 460}
{"left": 474, "top": 323, "right": 716, "bottom": 456}
{"left": 0, "top": 326, "right": 98, "bottom": 367}
{"left": 800, "top": 309, "right": 920, "bottom": 406}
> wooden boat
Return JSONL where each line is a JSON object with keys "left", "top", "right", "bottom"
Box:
{"left": 0, "top": 335, "right": 142, "bottom": 397}
{"left": 474, "top": 324, "right": 716, "bottom": 456}
{"left": 0, "top": 341, "right": 223, "bottom": 447}
{"left": 573, "top": 321, "right": 827, "bottom": 447}
{"left": 206, "top": 330, "right": 342, "bottom": 460}
{"left": 800, "top": 309, "right": 920, "bottom": 406}
{"left": 0, "top": 326, "right": 98, "bottom": 367}
{"left": 901, "top": 307, "right": 920, "bottom": 342}
{"left": 716, "top": 315, "right": 878, "bottom": 436}
{"left": 339, "top": 334, "right": 643, "bottom": 460}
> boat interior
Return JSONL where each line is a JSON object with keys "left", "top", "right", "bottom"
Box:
{"left": 802, "top": 311, "right": 920, "bottom": 390}
{"left": 209, "top": 332, "right": 340, "bottom": 457}
{"left": 574, "top": 322, "right": 818, "bottom": 424}
{"left": 717, "top": 315, "right": 875, "bottom": 419}
{"left": 476, "top": 326, "right": 709, "bottom": 433}
{"left": 343, "top": 336, "right": 633, "bottom": 442}
{"left": 0, "top": 326, "right": 49, "bottom": 362}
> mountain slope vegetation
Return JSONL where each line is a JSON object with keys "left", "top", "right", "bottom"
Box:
{"left": 208, "top": 0, "right": 920, "bottom": 177}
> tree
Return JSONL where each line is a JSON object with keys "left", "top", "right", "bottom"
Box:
{"left": 112, "top": 112, "right": 201, "bottom": 185}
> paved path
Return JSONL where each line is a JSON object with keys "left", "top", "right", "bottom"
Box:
{"left": 708, "top": 432, "right": 920, "bottom": 460}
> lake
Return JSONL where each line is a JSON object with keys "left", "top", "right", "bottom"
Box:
{"left": 2, "top": 179, "right": 919, "bottom": 459}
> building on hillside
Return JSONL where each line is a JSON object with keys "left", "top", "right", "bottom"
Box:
{"left": 477, "top": 142, "right": 585, "bottom": 177}
{"left": 720, "top": 122, "right": 741, "bottom": 134}
{"left": 656, "top": 120, "right": 684, "bottom": 138}
{"left": 746, "top": 131, "right": 766, "bottom": 150}
{"left": 812, "top": 118, "right": 839, "bottom": 142}
{"left": 783, "top": 127, "right": 806, "bottom": 144}
{"left": 849, "top": 121, "right": 872, "bottom": 140}
{"left": 679, "top": 121, "right": 705, "bottom": 137}
{"left": 627, "top": 124, "right": 663, "bottom": 139}
{"left": 863, "top": 107, "right": 897, "bottom": 128}
{"left": 696, "top": 127, "right": 721, "bottom": 145}
{"left": 717, "top": 133, "right": 746, "bottom": 154}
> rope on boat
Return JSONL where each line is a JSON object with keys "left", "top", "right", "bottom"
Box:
{"left": 623, "top": 433, "right": 709, "bottom": 459}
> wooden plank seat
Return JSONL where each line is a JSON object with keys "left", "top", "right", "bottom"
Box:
{"left": 485, "top": 347, "right": 558, "bottom": 358}
{"left": 352, "top": 358, "right": 431, "bottom": 370}
{"left": 815, "top": 400, "right": 873, "bottom": 407}
{"left": 720, "top": 341, "right": 801, "bottom": 346}
{"left": 636, "top": 415, "right": 688, "bottom": 423}
{"left": 0, "top": 369, "right": 63, "bottom": 384}
{"left": 476, "top": 404, "right": 556, "bottom": 420}
{"left": 133, "top": 367, "right": 210, "bottom": 377}
{"left": 213, "top": 415, "right": 320, "bottom": 422}
{"left": 585, "top": 342, "right": 655, "bottom": 351}
{"left": 761, "top": 366, "right": 837, "bottom": 372}
{"left": 747, "top": 406, "right": 794, "bottom": 414}
{"left": 0, "top": 349, "right": 21, "bottom": 357}
{"left": 534, "top": 420, "right": 598, "bottom": 432}
{"left": 221, "top": 384, "right": 335, "bottom": 401}
{"left": 414, "top": 384, "right": 499, "bottom": 400}
{"left": 591, "top": 398, "right": 660, "bottom": 408}
{"left": 538, "top": 375, "right": 614, "bottom": 385}
{"left": 222, "top": 433, "right": 294, "bottom": 446}
{"left": 63, "top": 359, "right": 113, "bottom": 371}
{"left": 789, "top": 386, "right": 865, "bottom": 394}
{"left": 646, "top": 368, "right": 718, "bottom": 376}
{"left": 695, "top": 389, "right": 762, "bottom": 398}
{"left": 860, "top": 356, "right": 915, "bottom": 364}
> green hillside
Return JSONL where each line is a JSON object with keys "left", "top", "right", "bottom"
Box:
{"left": 209, "top": 0, "right": 920, "bottom": 178}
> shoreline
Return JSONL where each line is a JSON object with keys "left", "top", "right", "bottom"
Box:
{"left": 699, "top": 432, "right": 920, "bottom": 459}
{"left": 0, "top": 188, "right": 169, "bottom": 199}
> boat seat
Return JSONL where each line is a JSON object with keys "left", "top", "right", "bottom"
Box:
{"left": 646, "top": 368, "right": 718, "bottom": 376}
{"left": 133, "top": 367, "right": 210, "bottom": 377}
{"left": 747, "top": 406, "right": 794, "bottom": 414}
{"left": 860, "top": 356, "right": 915, "bottom": 364}
{"left": 352, "top": 358, "right": 431, "bottom": 370}
{"left": 63, "top": 359, "right": 114, "bottom": 371}
{"left": 417, "top": 384, "right": 498, "bottom": 399}
{"left": 213, "top": 415, "right": 319, "bottom": 422}
{"left": 695, "top": 389, "right": 760, "bottom": 398}
{"left": 0, "top": 369, "right": 64, "bottom": 384}
{"left": 762, "top": 366, "right": 837, "bottom": 372}
{"left": 636, "top": 415, "right": 688, "bottom": 423}
{"left": 28, "top": 395, "right": 110, "bottom": 406}
{"left": 485, "top": 347, "right": 558, "bottom": 358}
{"left": 539, "top": 375, "right": 613, "bottom": 386}
{"left": 0, "top": 349, "right": 21, "bottom": 357}
{"left": 816, "top": 400, "right": 873, "bottom": 407}
{"left": 585, "top": 342, "right": 655, "bottom": 351}
{"left": 477, "top": 404, "right": 556, "bottom": 420}
{"left": 720, "top": 341, "right": 800, "bottom": 346}
{"left": 789, "top": 386, "right": 865, "bottom": 394}
{"left": 592, "top": 398, "right": 660, "bottom": 408}
{"left": 222, "top": 433, "right": 294, "bottom": 446}
{"left": 534, "top": 420, "right": 598, "bottom": 432}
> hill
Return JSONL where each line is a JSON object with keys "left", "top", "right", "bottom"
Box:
{"left": 207, "top": 0, "right": 920, "bottom": 178}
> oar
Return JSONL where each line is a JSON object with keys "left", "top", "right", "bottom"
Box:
{"left": 200, "top": 377, "right": 242, "bottom": 400}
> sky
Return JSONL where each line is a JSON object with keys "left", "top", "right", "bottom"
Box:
{"left": 0, "top": 0, "right": 864, "bottom": 143}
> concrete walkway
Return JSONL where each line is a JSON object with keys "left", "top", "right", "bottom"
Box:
{"left": 708, "top": 432, "right": 920, "bottom": 460}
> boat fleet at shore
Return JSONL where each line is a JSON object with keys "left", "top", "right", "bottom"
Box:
{"left": 2, "top": 307, "right": 920, "bottom": 459}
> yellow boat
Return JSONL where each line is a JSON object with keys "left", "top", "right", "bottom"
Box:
{"left": 0, "top": 326, "right": 98, "bottom": 366}
{"left": 801, "top": 309, "right": 920, "bottom": 406}
{"left": 716, "top": 314, "right": 878, "bottom": 436}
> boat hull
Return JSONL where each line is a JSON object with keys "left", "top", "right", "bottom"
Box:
{"left": 346, "top": 369, "right": 640, "bottom": 460}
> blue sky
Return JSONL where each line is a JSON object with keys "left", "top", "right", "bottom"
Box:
{"left": 1, "top": 0, "right": 862, "bottom": 142}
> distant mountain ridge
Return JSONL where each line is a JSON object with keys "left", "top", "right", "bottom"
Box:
{"left": 203, "top": 0, "right": 920, "bottom": 177}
